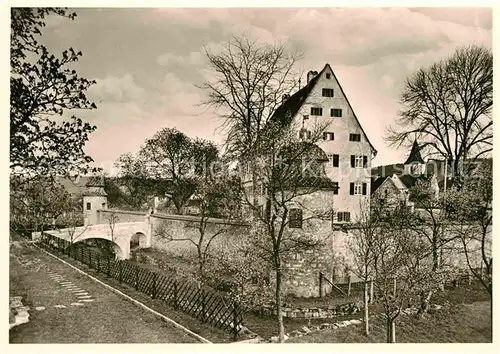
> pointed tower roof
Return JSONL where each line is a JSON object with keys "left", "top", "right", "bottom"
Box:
{"left": 404, "top": 140, "right": 425, "bottom": 164}
{"left": 82, "top": 175, "right": 107, "bottom": 196}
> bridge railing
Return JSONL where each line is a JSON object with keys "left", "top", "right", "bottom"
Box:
{"left": 38, "top": 232, "right": 244, "bottom": 340}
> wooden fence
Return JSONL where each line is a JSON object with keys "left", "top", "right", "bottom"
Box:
{"left": 39, "top": 233, "right": 244, "bottom": 339}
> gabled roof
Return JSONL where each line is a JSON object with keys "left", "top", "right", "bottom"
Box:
{"left": 270, "top": 63, "right": 377, "bottom": 156}
{"left": 399, "top": 175, "right": 422, "bottom": 189}
{"left": 371, "top": 176, "right": 387, "bottom": 194}
{"left": 271, "top": 68, "right": 324, "bottom": 126}
{"left": 404, "top": 140, "right": 425, "bottom": 164}
{"left": 371, "top": 173, "right": 424, "bottom": 195}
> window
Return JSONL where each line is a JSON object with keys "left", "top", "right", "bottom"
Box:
{"left": 337, "top": 212, "right": 351, "bottom": 223}
{"left": 350, "top": 155, "right": 367, "bottom": 168}
{"left": 86, "top": 202, "right": 91, "bottom": 210}
{"left": 333, "top": 182, "right": 339, "bottom": 195}
{"left": 311, "top": 107, "right": 323, "bottom": 116}
{"left": 299, "top": 129, "right": 312, "bottom": 140}
{"left": 351, "top": 155, "right": 363, "bottom": 168}
{"left": 327, "top": 154, "right": 339, "bottom": 167}
{"left": 332, "top": 154, "right": 339, "bottom": 167}
{"left": 349, "top": 133, "right": 361, "bottom": 142}
{"left": 350, "top": 182, "right": 367, "bottom": 195}
{"left": 322, "top": 88, "right": 334, "bottom": 97}
{"left": 323, "top": 132, "right": 334, "bottom": 141}
{"left": 326, "top": 73, "right": 331, "bottom": 79}
{"left": 289, "top": 208, "right": 303, "bottom": 229}
{"left": 330, "top": 108, "right": 342, "bottom": 117}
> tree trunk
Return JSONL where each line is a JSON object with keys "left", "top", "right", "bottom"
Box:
{"left": 275, "top": 268, "right": 285, "bottom": 343}
{"left": 369, "top": 279, "right": 374, "bottom": 304}
{"left": 417, "top": 289, "right": 433, "bottom": 316}
{"left": 363, "top": 281, "right": 370, "bottom": 336}
{"left": 386, "top": 317, "right": 396, "bottom": 343}
{"left": 251, "top": 158, "right": 259, "bottom": 220}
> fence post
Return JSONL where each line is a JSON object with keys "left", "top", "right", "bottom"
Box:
{"left": 347, "top": 276, "right": 352, "bottom": 297}
{"left": 319, "top": 272, "right": 323, "bottom": 298}
{"left": 80, "top": 246, "right": 84, "bottom": 263}
{"left": 232, "top": 302, "right": 239, "bottom": 341}
{"left": 118, "top": 261, "right": 123, "bottom": 283}
{"left": 89, "top": 250, "right": 92, "bottom": 269}
{"left": 107, "top": 256, "right": 111, "bottom": 277}
{"left": 97, "top": 256, "right": 100, "bottom": 274}
{"left": 135, "top": 267, "right": 139, "bottom": 291}
{"left": 173, "top": 280, "right": 178, "bottom": 309}
{"left": 151, "top": 273, "right": 157, "bottom": 299}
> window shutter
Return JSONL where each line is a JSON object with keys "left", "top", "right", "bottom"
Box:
{"left": 333, "top": 182, "right": 339, "bottom": 195}
{"left": 346, "top": 212, "right": 351, "bottom": 222}
{"left": 363, "top": 156, "right": 368, "bottom": 168}
{"left": 323, "top": 132, "right": 328, "bottom": 140}
{"left": 350, "top": 155, "right": 355, "bottom": 168}
{"left": 337, "top": 212, "right": 342, "bottom": 222}
{"left": 362, "top": 183, "right": 367, "bottom": 195}
{"left": 333, "top": 154, "right": 339, "bottom": 167}
{"left": 349, "top": 183, "right": 354, "bottom": 195}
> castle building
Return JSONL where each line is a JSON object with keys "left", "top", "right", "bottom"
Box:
{"left": 257, "top": 63, "right": 377, "bottom": 223}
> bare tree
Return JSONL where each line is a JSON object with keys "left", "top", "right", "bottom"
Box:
{"left": 106, "top": 212, "right": 119, "bottom": 244}
{"left": 407, "top": 179, "right": 463, "bottom": 314}
{"left": 386, "top": 45, "right": 492, "bottom": 179}
{"left": 163, "top": 173, "right": 242, "bottom": 282}
{"left": 447, "top": 159, "right": 492, "bottom": 296}
{"left": 348, "top": 201, "right": 381, "bottom": 336}
{"left": 200, "top": 35, "right": 303, "bottom": 211}
{"left": 240, "top": 118, "right": 333, "bottom": 343}
{"left": 371, "top": 208, "right": 419, "bottom": 343}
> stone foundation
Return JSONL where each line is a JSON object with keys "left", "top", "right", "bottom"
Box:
{"left": 259, "top": 301, "right": 362, "bottom": 319}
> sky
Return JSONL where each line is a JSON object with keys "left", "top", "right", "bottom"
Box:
{"left": 37, "top": 7, "right": 492, "bottom": 175}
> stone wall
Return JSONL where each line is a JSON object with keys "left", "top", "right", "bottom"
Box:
{"left": 94, "top": 208, "right": 490, "bottom": 298}
{"left": 148, "top": 213, "right": 250, "bottom": 259}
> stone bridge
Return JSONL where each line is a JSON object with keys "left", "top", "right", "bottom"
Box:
{"left": 33, "top": 220, "right": 152, "bottom": 260}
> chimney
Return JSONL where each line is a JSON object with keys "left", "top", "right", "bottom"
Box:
{"left": 307, "top": 70, "right": 318, "bottom": 84}
{"left": 282, "top": 94, "right": 290, "bottom": 104}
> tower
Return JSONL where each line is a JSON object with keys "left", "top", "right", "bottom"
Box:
{"left": 82, "top": 176, "right": 108, "bottom": 225}
{"left": 404, "top": 140, "right": 426, "bottom": 176}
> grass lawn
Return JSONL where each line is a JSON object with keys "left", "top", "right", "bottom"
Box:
{"left": 244, "top": 281, "right": 491, "bottom": 341}
{"left": 288, "top": 300, "right": 491, "bottom": 343}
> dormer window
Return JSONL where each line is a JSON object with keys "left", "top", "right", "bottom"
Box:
{"left": 326, "top": 73, "right": 331, "bottom": 79}
{"left": 322, "top": 88, "right": 334, "bottom": 97}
